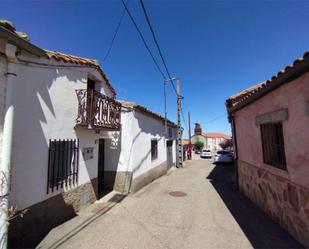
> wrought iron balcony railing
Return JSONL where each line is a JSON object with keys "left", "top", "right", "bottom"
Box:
{"left": 75, "top": 89, "right": 121, "bottom": 130}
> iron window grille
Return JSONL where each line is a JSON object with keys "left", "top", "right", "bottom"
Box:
{"left": 47, "top": 139, "right": 79, "bottom": 193}
{"left": 260, "top": 122, "right": 287, "bottom": 170}
{"left": 151, "top": 139, "right": 158, "bottom": 161}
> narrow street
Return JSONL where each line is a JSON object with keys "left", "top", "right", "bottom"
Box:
{"left": 42, "top": 157, "right": 302, "bottom": 249}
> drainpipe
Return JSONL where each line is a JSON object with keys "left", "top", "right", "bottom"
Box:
{"left": 0, "top": 43, "right": 18, "bottom": 249}
{"left": 231, "top": 115, "right": 239, "bottom": 191}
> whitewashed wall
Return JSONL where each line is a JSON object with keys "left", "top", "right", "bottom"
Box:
{"left": 0, "top": 53, "right": 7, "bottom": 169}
{"left": 6, "top": 49, "right": 176, "bottom": 210}
{"left": 10, "top": 52, "right": 114, "bottom": 210}
{"left": 109, "top": 107, "right": 176, "bottom": 180}
{"left": 104, "top": 109, "right": 132, "bottom": 173}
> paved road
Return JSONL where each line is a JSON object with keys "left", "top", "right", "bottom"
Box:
{"left": 54, "top": 158, "right": 303, "bottom": 249}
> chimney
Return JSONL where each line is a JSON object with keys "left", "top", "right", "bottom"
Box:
{"left": 194, "top": 123, "right": 202, "bottom": 135}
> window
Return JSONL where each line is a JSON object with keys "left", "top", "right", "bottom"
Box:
{"left": 168, "top": 127, "right": 172, "bottom": 138}
{"left": 151, "top": 139, "right": 158, "bottom": 161}
{"left": 47, "top": 139, "right": 79, "bottom": 193}
{"left": 260, "top": 122, "right": 286, "bottom": 170}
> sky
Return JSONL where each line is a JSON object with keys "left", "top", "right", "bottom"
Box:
{"left": 1, "top": 0, "right": 309, "bottom": 138}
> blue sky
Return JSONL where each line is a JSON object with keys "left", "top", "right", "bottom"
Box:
{"left": 1, "top": 0, "right": 309, "bottom": 137}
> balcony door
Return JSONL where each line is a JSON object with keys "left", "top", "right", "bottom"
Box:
{"left": 86, "top": 79, "right": 95, "bottom": 124}
{"left": 87, "top": 78, "right": 95, "bottom": 90}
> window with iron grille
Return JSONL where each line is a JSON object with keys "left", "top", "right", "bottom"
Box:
{"left": 47, "top": 139, "right": 79, "bottom": 193}
{"left": 260, "top": 122, "right": 286, "bottom": 170}
{"left": 151, "top": 139, "right": 158, "bottom": 161}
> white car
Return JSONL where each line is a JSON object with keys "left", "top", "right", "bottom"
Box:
{"left": 200, "top": 149, "right": 212, "bottom": 159}
{"left": 214, "top": 150, "right": 234, "bottom": 163}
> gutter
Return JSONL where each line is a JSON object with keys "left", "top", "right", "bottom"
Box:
{"left": 0, "top": 43, "right": 18, "bottom": 249}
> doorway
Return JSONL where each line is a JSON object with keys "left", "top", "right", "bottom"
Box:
{"left": 98, "top": 139, "right": 105, "bottom": 198}
{"left": 166, "top": 140, "right": 173, "bottom": 169}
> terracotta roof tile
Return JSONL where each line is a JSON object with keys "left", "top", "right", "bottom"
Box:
{"left": 182, "top": 139, "right": 190, "bottom": 145}
{"left": 203, "top": 132, "right": 231, "bottom": 140}
{"left": 227, "top": 51, "right": 309, "bottom": 112}
{"left": 118, "top": 100, "right": 177, "bottom": 127}
{"left": 45, "top": 50, "right": 116, "bottom": 97}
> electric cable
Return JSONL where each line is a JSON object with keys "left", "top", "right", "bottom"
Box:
{"left": 121, "top": 0, "right": 166, "bottom": 78}
{"left": 103, "top": 0, "right": 130, "bottom": 62}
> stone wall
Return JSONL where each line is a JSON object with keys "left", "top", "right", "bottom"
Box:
{"left": 238, "top": 160, "right": 309, "bottom": 248}
{"left": 0, "top": 55, "right": 7, "bottom": 168}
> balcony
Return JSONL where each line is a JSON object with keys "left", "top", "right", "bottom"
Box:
{"left": 75, "top": 89, "right": 121, "bottom": 130}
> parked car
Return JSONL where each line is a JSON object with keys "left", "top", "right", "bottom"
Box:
{"left": 195, "top": 149, "right": 201, "bottom": 154}
{"left": 200, "top": 149, "right": 212, "bottom": 158}
{"left": 214, "top": 150, "right": 234, "bottom": 163}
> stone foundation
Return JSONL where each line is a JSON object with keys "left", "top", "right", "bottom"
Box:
{"left": 8, "top": 180, "right": 98, "bottom": 248}
{"left": 130, "top": 162, "right": 168, "bottom": 193}
{"left": 238, "top": 160, "right": 309, "bottom": 248}
{"left": 112, "top": 171, "right": 132, "bottom": 194}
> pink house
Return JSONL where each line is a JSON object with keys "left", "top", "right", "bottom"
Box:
{"left": 226, "top": 51, "right": 309, "bottom": 247}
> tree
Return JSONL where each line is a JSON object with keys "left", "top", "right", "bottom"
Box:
{"left": 220, "top": 139, "right": 233, "bottom": 150}
{"left": 194, "top": 141, "right": 204, "bottom": 151}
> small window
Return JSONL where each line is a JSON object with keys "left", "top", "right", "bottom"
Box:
{"left": 168, "top": 127, "right": 172, "bottom": 138}
{"left": 151, "top": 139, "right": 158, "bottom": 161}
{"left": 260, "top": 122, "right": 286, "bottom": 170}
{"left": 47, "top": 139, "right": 79, "bottom": 193}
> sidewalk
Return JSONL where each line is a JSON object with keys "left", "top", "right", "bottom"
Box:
{"left": 36, "top": 191, "right": 127, "bottom": 249}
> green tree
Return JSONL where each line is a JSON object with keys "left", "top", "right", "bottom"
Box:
{"left": 194, "top": 141, "right": 204, "bottom": 151}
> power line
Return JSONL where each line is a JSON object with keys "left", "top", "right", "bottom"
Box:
{"left": 200, "top": 113, "right": 227, "bottom": 124}
{"left": 139, "top": 0, "right": 177, "bottom": 95}
{"left": 140, "top": 0, "right": 184, "bottom": 136}
{"left": 121, "top": 0, "right": 166, "bottom": 78}
{"left": 103, "top": 0, "right": 129, "bottom": 62}
{"left": 125, "top": 0, "right": 186, "bottom": 138}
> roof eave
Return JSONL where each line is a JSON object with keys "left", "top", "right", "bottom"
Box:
{"left": 228, "top": 56, "right": 309, "bottom": 114}
{"left": 0, "top": 26, "right": 45, "bottom": 57}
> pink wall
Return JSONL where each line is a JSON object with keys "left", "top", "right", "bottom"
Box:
{"left": 235, "top": 71, "right": 309, "bottom": 188}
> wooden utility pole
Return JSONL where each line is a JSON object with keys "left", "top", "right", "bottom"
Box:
{"left": 176, "top": 79, "right": 183, "bottom": 167}
{"left": 188, "top": 111, "right": 192, "bottom": 160}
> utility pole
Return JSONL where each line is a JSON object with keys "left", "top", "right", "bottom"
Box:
{"left": 164, "top": 77, "right": 183, "bottom": 168}
{"left": 188, "top": 111, "right": 192, "bottom": 160}
{"left": 163, "top": 80, "right": 167, "bottom": 135}
{"left": 176, "top": 79, "right": 183, "bottom": 168}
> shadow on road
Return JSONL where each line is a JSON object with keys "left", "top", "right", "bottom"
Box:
{"left": 206, "top": 162, "right": 303, "bottom": 249}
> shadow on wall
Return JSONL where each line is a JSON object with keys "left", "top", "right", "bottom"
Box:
{"left": 206, "top": 163, "right": 303, "bottom": 249}
{"left": 9, "top": 66, "right": 86, "bottom": 248}
{"left": 9, "top": 195, "right": 76, "bottom": 248}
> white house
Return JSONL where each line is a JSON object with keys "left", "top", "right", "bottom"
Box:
{"left": 117, "top": 101, "right": 176, "bottom": 193}
{"left": 0, "top": 20, "right": 176, "bottom": 248}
